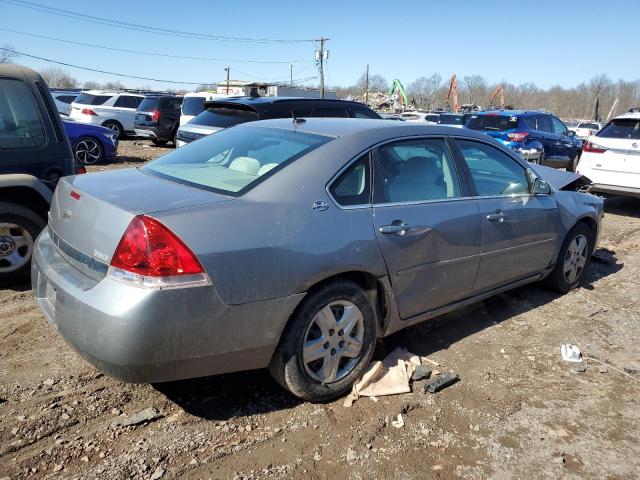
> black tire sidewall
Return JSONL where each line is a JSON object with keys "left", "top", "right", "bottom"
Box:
{"left": 0, "top": 203, "right": 45, "bottom": 283}
{"left": 73, "top": 136, "right": 104, "bottom": 165}
{"left": 270, "top": 280, "right": 377, "bottom": 402}
{"left": 548, "top": 223, "right": 593, "bottom": 293}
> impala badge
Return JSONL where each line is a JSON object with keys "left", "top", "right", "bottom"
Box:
{"left": 62, "top": 210, "right": 72, "bottom": 221}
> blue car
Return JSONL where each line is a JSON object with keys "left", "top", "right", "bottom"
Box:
{"left": 62, "top": 118, "right": 118, "bottom": 165}
{"left": 465, "top": 110, "right": 582, "bottom": 170}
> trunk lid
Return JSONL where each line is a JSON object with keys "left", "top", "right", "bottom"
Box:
{"left": 49, "top": 168, "right": 231, "bottom": 275}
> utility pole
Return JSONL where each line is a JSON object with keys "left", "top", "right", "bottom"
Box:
{"left": 290, "top": 64, "right": 293, "bottom": 86}
{"left": 365, "top": 64, "right": 369, "bottom": 105}
{"left": 224, "top": 67, "right": 230, "bottom": 94}
{"left": 315, "top": 37, "right": 329, "bottom": 99}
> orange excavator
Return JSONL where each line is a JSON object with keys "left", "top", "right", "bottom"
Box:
{"left": 488, "top": 84, "right": 505, "bottom": 109}
{"left": 444, "top": 74, "right": 458, "bottom": 112}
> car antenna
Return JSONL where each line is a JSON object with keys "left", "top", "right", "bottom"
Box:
{"left": 293, "top": 116, "right": 306, "bottom": 127}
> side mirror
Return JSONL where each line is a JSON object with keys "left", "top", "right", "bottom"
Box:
{"left": 567, "top": 130, "right": 575, "bottom": 137}
{"left": 532, "top": 178, "right": 552, "bottom": 195}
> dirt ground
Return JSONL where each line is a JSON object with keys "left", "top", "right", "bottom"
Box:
{"left": 1, "top": 139, "right": 639, "bottom": 479}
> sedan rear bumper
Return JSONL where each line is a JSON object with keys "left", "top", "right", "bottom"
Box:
{"left": 32, "top": 230, "right": 304, "bottom": 383}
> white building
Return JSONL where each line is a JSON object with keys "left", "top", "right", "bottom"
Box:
{"left": 215, "top": 80, "right": 336, "bottom": 99}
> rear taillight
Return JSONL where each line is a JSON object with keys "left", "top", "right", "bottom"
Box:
{"left": 81, "top": 108, "right": 97, "bottom": 116}
{"left": 108, "top": 215, "right": 209, "bottom": 289}
{"left": 152, "top": 109, "right": 161, "bottom": 122}
{"left": 583, "top": 141, "right": 607, "bottom": 154}
{"left": 75, "top": 166, "right": 86, "bottom": 175}
{"left": 507, "top": 132, "right": 529, "bottom": 142}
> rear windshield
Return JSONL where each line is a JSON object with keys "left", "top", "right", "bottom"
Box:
{"left": 466, "top": 114, "right": 518, "bottom": 131}
{"left": 438, "top": 114, "right": 464, "bottom": 125}
{"left": 138, "top": 98, "right": 158, "bottom": 111}
{"left": 159, "top": 97, "right": 182, "bottom": 109}
{"left": 597, "top": 119, "right": 640, "bottom": 139}
{"left": 143, "top": 126, "right": 330, "bottom": 195}
{"left": 74, "top": 93, "right": 111, "bottom": 105}
{"left": 182, "top": 97, "right": 206, "bottom": 116}
{"left": 190, "top": 106, "right": 259, "bottom": 128}
{"left": 577, "top": 122, "right": 600, "bottom": 130}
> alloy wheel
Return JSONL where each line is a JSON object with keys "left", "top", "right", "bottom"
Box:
{"left": 302, "top": 301, "right": 365, "bottom": 384}
{"left": 0, "top": 223, "right": 34, "bottom": 273}
{"left": 563, "top": 234, "right": 588, "bottom": 283}
{"left": 74, "top": 139, "right": 102, "bottom": 165}
{"left": 106, "top": 123, "right": 121, "bottom": 138}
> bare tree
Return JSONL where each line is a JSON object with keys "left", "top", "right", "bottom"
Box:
{"left": 103, "top": 80, "right": 126, "bottom": 91}
{"left": 82, "top": 80, "right": 101, "bottom": 90}
{"left": 195, "top": 84, "right": 216, "bottom": 92}
{"left": 0, "top": 43, "right": 20, "bottom": 64}
{"left": 356, "top": 72, "right": 388, "bottom": 94}
{"left": 407, "top": 74, "right": 442, "bottom": 110}
{"left": 462, "top": 75, "right": 488, "bottom": 104}
{"left": 40, "top": 68, "right": 77, "bottom": 88}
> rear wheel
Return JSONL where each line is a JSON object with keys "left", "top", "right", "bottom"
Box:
{"left": 73, "top": 136, "right": 104, "bottom": 165}
{"left": 151, "top": 139, "right": 168, "bottom": 147}
{"left": 0, "top": 202, "right": 44, "bottom": 284}
{"left": 102, "top": 121, "right": 123, "bottom": 140}
{"left": 570, "top": 151, "right": 582, "bottom": 172}
{"left": 269, "top": 280, "right": 377, "bottom": 402}
{"left": 546, "top": 223, "right": 593, "bottom": 293}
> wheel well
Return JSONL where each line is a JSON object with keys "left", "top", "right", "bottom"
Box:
{"left": 305, "top": 271, "right": 387, "bottom": 335}
{"left": 102, "top": 119, "right": 123, "bottom": 129}
{"left": 576, "top": 216, "right": 598, "bottom": 247}
{"left": 0, "top": 187, "right": 49, "bottom": 222}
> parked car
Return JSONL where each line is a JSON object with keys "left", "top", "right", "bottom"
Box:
{"left": 63, "top": 118, "right": 118, "bottom": 165}
{"left": 0, "top": 64, "right": 81, "bottom": 283}
{"left": 572, "top": 121, "right": 602, "bottom": 139}
{"left": 180, "top": 92, "right": 233, "bottom": 126}
{"left": 32, "top": 119, "right": 602, "bottom": 401}
{"left": 69, "top": 91, "right": 144, "bottom": 139}
{"left": 50, "top": 90, "right": 79, "bottom": 116}
{"left": 437, "top": 113, "right": 465, "bottom": 128}
{"left": 576, "top": 112, "right": 640, "bottom": 197}
{"left": 466, "top": 110, "right": 582, "bottom": 169}
{"left": 379, "top": 113, "right": 405, "bottom": 121}
{"left": 400, "top": 111, "right": 439, "bottom": 123}
{"left": 134, "top": 95, "right": 183, "bottom": 146}
{"left": 175, "top": 97, "right": 381, "bottom": 147}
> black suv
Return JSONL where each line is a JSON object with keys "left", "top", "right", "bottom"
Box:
{"left": 0, "top": 64, "right": 79, "bottom": 283}
{"left": 134, "top": 95, "right": 183, "bottom": 146}
{"left": 176, "top": 97, "right": 381, "bottom": 146}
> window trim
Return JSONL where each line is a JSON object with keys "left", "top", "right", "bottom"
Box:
{"left": 325, "top": 149, "right": 374, "bottom": 210}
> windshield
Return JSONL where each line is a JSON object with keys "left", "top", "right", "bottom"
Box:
{"left": 190, "top": 106, "right": 259, "bottom": 128}
{"left": 74, "top": 93, "right": 111, "bottom": 105}
{"left": 466, "top": 114, "right": 518, "bottom": 131}
{"left": 182, "top": 97, "right": 206, "bottom": 116}
{"left": 597, "top": 119, "right": 640, "bottom": 139}
{"left": 438, "top": 114, "right": 464, "bottom": 125}
{"left": 143, "top": 126, "right": 331, "bottom": 195}
{"left": 577, "top": 122, "right": 600, "bottom": 130}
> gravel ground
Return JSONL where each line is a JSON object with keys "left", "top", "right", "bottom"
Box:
{"left": 1, "top": 139, "right": 639, "bottom": 479}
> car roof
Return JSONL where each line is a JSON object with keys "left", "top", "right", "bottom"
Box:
{"left": 241, "top": 117, "right": 491, "bottom": 140}
{"left": 613, "top": 111, "right": 640, "bottom": 120}
{"left": 474, "top": 110, "right": 544, "bottom": 117}
{"left": 208, "top": 96, "right": 369, "bottom": 107}
{"left": 82, "top": 90, "right": 144, "bottom": 97}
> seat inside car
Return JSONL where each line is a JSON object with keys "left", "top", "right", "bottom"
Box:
{"left": 387, "top": 156, "right": 446, "bottom": 202}
{"left": 228, "top": 156, "right": 261, "bottom": 176}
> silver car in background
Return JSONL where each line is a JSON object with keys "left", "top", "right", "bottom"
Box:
{"left": 32, "top": 119, "right": 603, "bottom": 401}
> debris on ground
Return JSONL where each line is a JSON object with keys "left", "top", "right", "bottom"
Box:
{"left": 424, "top": 372, "right": 459, "bottom": 394}
{"left": 117, "top": 407, "right": 163, "bottom": 427}
{"left": 343, "top": 348, "right": 421, "bottom": 406}
{"left": 592, "top": 248, "right": 617, "bottom": 264}
{"left": 411, "top": 365, "right": 432, "bottom": 381}
{"left": 391, "top": 413, "right": 405, "bottom": 429}
{"left": 571, "top": 366, "right": 587, "bottom": 374}
{"left": 561, "top": 344, "right": 583, "bottom": 363}
{"left": 624, "top": 366, "right": 640, "bottom": 375}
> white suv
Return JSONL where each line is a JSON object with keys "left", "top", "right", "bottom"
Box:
{"left": 577, "top": 111, "right": 640, "bottom": 198}
{"left": 50, "top": 90, "right": 78, "bottom": 116}
{"left": 69, "top": 91, "right": 144, "bottom": 138}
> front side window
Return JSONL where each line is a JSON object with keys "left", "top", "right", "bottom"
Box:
{"left": 0, "top": 78, "right": 46, "bottom": 149}
{"left": 377, "top": 138, "right": 461, "bottom": 203}
{"left": 456, "top": 140, "right": 529, "bottom": 197}
{"left": 330, "top": 154, "right": 370, "bottom": 206}
{"left": 144, "top": 126, "right": 330, "bottom": 194}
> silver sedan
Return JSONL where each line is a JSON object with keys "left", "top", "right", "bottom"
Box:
{"left": 32, "top": 119, "right": 603, "bottom": 401}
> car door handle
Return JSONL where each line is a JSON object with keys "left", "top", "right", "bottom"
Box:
{"left": 486, "top": 212, "right": 506, "bottom": 223}
{"left": 379, "top": 223, "right": 431, "bottom": 236}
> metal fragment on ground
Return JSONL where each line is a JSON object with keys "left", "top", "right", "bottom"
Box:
{"left": 424, "top": 372, "right": 459, "bottom": 393}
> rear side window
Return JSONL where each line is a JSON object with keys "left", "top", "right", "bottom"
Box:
{"left": 0, "top": 78, "right": 46, "bottom": 149}
{"left": 138, "top": 98, "right": 159, "bottom": 111}
{"left": 438, "top": 114, "right": 464, "bottom": 125}
{"left": 313, "top": 107, "right": 348, "bottom": 118}
{"left": 190, "top": 107, "right": 259, "bottom": 127}
{"left": 56, "top": 95, "right": 77, "bottom": 104}
{"left": 524, "top": 116, "right": 537, "bottom": 130}
{"left": 350, "top": 107, "right": 380, "bottom": 119}
{"left": 466, "top": 115, "right": 518, "bottom": 131}
{"left": 182, "top": 97, "right": 205, "bottom": 116}
{"left": 159, "top": 97, "right": 182, "bottom": 110}
{"left": 536, "top": 115, "right": 553, "bottom": 133}
{"left": 114, "top": 96, "right": 142, "bottom": 109}
{"left": 598, "top": 119, "right": 640, "bottom": 139}
{"left": 330, "top": 154, "right": 370, "bottom": 206}
{"left": 74, "top": 93, "right": 111, "bottom": 105}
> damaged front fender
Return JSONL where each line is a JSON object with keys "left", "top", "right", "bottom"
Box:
{"left": 529, "top": 163, "right": 592, "bottom": 191}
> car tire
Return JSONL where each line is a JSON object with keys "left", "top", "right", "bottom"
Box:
{"left": 73, "top": 136, "right": 104, "bottom": 165}
{"left": 0, "top": 202, "right": 45, "bottom": 284}
{"left": 536, "top": 151, "right": 545, "bottom": 165}
{"left": 569, "top": 151, "right": 581, "bottom": 172}
{"left": 102, "top": 121, "right": 123, "bottom": 140}
{"left": 151, "top": 139, "right": 168, "bottom": 147}
{"left": 546, "top": 223, "right": 594, "bottom": 293}
{"left": 269, "top": 280, "right": 377, "bottom": 402}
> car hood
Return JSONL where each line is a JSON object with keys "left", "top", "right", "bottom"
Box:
{"left": 529, "top": 163, "right": 591, "bottom": 190}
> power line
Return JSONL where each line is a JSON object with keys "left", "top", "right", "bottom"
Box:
{"left": 2, "top": 0, "right": 316, "bottom": 43}
{"left": 0, "top": 28, "right": 314, "bottom": 64}
{"left": 0, "top": 47, "right": 315, "bottom": 86}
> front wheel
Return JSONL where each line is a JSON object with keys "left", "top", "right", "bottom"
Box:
{"left": 0, "top": 202, "right": 44, "bottom": 284}
{"left": 269, "top": 280, "right": 377, "bottom": 402}
{"left": 570, "top": 151, "right": 581, "bottom": 172}
{"left": 546, "top": 223, "right": 593, "bottom": 293}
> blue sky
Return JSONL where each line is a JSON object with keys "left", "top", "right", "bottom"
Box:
{"left": 1, "top": 0, "right": 638, "bottom": 91}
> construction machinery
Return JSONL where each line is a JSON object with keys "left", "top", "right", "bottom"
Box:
{"left": 488, "top": 84, "right": 505, "bottom": 109}
{"left": 387, "top": 79, "right": 408, "bottom": 110}
{"left": 444, "top": 74, "right": 458, "bottom": 112}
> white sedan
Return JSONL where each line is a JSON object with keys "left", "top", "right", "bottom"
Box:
{"left": 572, "top": 121, "right": 602, "bottom": 139}
{"left": 577, "top": 112, "right": 640, "bottom": 197}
